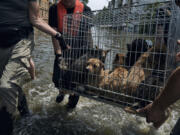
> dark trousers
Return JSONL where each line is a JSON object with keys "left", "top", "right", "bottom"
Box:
{"left": 170, "top": 118, "right": 180, "bottom": 135}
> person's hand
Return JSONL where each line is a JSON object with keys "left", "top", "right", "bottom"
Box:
{"left": 66, "top": 44, "right": 71, "bottom": 49}
{"left": 137, "top": 103, "right": 170, "bottom": 129}
{"left": 55, "top": 32, "right": 69, "bottom": 50}
{"left": 175, "top": 0, "right": 180, "bottom": 7}
{"left": 55, "top": 53, "right": 63, "bottom": 66}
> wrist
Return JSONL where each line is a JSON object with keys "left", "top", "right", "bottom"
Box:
{"left": 152, "top": 98, "right": 166, "bottom": 112}
{"left": 55, "top": 53, "right": 62, "bottom": 57}
{"left": 54, "top": 32, "right": 62, "bottom": 40}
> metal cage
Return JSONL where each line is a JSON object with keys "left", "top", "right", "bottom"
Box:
{"left": 59, "top": 1, "right": 180, "bottom": 113}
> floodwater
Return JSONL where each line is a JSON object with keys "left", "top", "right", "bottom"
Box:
{"left": 13, "top": 30, "right": 180, "bottom": 135}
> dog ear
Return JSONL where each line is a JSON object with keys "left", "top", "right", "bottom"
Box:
{"left": 114, "top": 53, "right": 119, "bottom": 61}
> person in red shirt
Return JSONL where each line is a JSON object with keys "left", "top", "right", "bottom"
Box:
{"left": 49, "top": 0, "right": 92, "bottom": 108}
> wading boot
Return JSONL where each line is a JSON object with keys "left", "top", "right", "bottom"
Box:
{"left": 17, "top": 94, "right": 30, "bottom": 117}
{"left": 0, "top": 107, "right": 13, "bottom": 135}
{"left": 56, "top": 91, "right": 65, "bottom": 103}
{"left": 67, "top": 94, "right": 79, "bottom": 109}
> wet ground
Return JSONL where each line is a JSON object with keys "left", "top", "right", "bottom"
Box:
{"left": 13, "top": 32, "right": 180, "bottom": 135}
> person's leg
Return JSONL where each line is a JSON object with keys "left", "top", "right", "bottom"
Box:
{"left": 67, "top": 94, "right": 79, "bottom": 109}
{"left": 52, "top": 56, "right": 65, "bottom": 103}
{"left": 0, "top": 35, "right": 34, "bottom": 134}
{"left": 0, "top": 47, "right": 19, "bottom": 135}
{"left": 170, "top": 118, "right": 180, "bottom": 135}
{"left": 28, "top": 57, "right": 36, "bottom": 80}
{"left": 16, "top": 83, "right": 30, "bottom": 116}
{"left": 0, "top": 107, "right": 13, "bottom": 135}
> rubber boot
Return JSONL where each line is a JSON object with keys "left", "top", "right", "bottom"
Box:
{"left": 0, "top": 107, "right": 13, "bottom": 135}
{"left": 56, "top": 92, "right": 65, "bottom": 103}
{"left": 17, "top": 93, "right": 30, "bottom": 117}
{"left": 67, "top": 94, "right": 79, "bottom": 109}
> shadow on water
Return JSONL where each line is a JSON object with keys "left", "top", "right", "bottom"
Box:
{"left": 13, "top": 30, "right": 180, "bottom": 135}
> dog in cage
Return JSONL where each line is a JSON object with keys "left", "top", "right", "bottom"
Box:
{"left": 61, "top": 47, "right": 111, "bottom": 91}
{"left": 95, "top": 45, "right": 111, "bottom": 63}
{"left": 125, "top": 39, "right": 149, "bottom": 69}
{"left": 124, "top": 43, "right": 167, "bottom": 95}
{"left": 85, "top": 56, "right": 128, "bottom": 97}
{"left": 86, "top": 58, "right": 109, "bottom": 88}
{"left": 99, "top": 66, "right": 128, "bottom": 92}
{"left": 59, "top": 46, "right": 110, "bottom": 70}
{"left": 112, "top": 53, "right": 126, "bottom": 71}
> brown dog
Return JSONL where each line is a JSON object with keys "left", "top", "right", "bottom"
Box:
{"left": 95, "top": 45, "right": 111, "bottom": 63}
{"left": 86, "top": 58, "right": 109, "bottom": 87}
{"left": 99, "top": 52, "right": 128, "bottom": 92}
{"left": 124, "top": 44, "right": 167, "bottom": 94}
{"left": 112, "top": 53, "right": 126, "bottom": 70}
{"left": 99, "top": 67, "right": 128, "bottom": 92}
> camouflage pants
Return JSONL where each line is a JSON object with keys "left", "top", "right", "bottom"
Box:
{"left": 0, "top": 33, "right": 34, "bottom": 115}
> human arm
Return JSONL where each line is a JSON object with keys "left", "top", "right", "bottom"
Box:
{"left": 137, "top": 67, "right": 180, "bottom": 128}
{"left": 29, "top": 1, "right": 57, "bottom": 36}
{"left": 29, "top": 1, "right": 68, "bottom": 50}
{"left": 52, "top": 33, "right": 62, "bottom": 55}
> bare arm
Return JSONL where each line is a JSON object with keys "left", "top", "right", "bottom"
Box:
{"left": 154, "top": 67, "right": 180, "bottom": 111}
{"left": 29, "top": 1, "right": 57, "bottom": 37}
{"left": 137, "top": 67, "right": 180, "bottom": 128}
{"left": 51, "top": 27, "right": 62, "bottom": 55}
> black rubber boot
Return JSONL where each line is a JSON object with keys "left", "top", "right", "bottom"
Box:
{"left": 17, "top": 93, "right": 30, "bottom": 117}
{"left": 0, "top": 107, "right": 13, "bottom": 135}
{"left": 56, "top": 92, "right": 65, "bottom": 103}
{"left": 67, "top": 94, "right": 79, "bottom": 109}
{"left": 170, "top": 118, "right": 180, "bottom": 135}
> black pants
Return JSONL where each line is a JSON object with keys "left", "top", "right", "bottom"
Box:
{"left": 170, "top": 118, "right": 180, "bottom": 135}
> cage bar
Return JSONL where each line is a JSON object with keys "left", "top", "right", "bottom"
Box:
{"left": 58, "top": 1, "right": 180, "bottom": 114}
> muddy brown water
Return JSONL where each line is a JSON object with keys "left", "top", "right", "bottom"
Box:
{"left": 13, "top": 30, "right": 180, "bottom": 135}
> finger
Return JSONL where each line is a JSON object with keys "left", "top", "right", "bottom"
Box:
{"left": 136, "top": 108, "right": 146, "bottom": 113}
{"left": 137, "top": 108, "right": 151, "bottom": 123}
